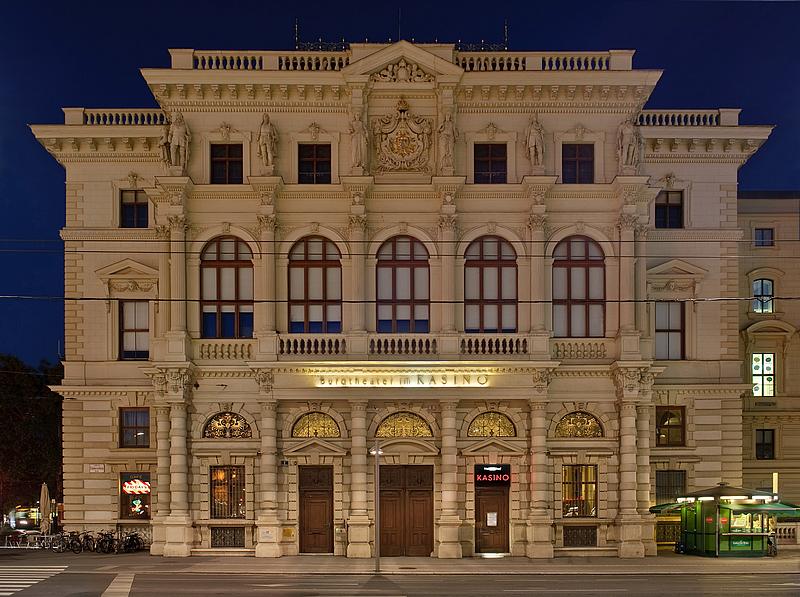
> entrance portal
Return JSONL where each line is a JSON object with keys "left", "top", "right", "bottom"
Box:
{"left": 474, "top": 464, "right": 510, "bottom": 553}
{"left": 299, "top": 466, "right": 333, "bottom": 553}
{"left": 379, "top": 465, "right": 434, "bottom": 556}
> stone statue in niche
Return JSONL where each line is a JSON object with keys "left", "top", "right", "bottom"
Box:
{"left": 158, "top": 121, "right": 171, "bottom": 168}
{"left": 437, "top": 111, "right": 457, "bottom": 175}
{"left": 257, "top": 113, "right": 278, "bottom": 173}
{"left": 524, "top": 113, "right": 545, "bottom": 171}
{"left": 168, "top": 111, "right": 191, "bottom": 172}
{"left": 617, "top": 118, "right": 641, "bottom": 174}
{"left": 348, "top": 112, "right": 369, "bottom": 173}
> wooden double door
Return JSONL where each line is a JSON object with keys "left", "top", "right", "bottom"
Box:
{"left": 379, "top": 465, "right": 434, "bottom": 557}
{"left": 299, "top": 466, "right": 334, "bottom": 553}
{"left": 475, "top": 485, "right": 510, "bottom": 553}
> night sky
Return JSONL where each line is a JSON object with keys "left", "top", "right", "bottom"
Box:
{"left": 1, "top": 0, "right": 798, "bottom": 366}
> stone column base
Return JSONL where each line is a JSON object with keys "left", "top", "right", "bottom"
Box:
{"left": 163, "top": 515, "right": 194, "bottom": 557}
{"left": 437, "top": 515, "right": 463, "bottom": 559}
{"left": 616, "top": 516, "right": 645, "bottom": 558}
{"left": 255, "top": 515, "right": 283, "bottom": 558}
{"left": 525, "top": 517, "right": 554, "bottom": 559}
{"left": 640, "top": 514, "right": 657, "bottom": 556}
{"left": 346, "top": 515, "right": 372, "bottom": 558}
{"left": 149, "top": 518, "right": 166, "bottom": 556}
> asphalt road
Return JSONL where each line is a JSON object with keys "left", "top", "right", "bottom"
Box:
{"left": 5, "top": 571, "right": 800, "bottom": 597}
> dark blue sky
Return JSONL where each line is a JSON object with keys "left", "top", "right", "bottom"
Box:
{"left": 1, "top": 0, "right": 798, "bottom": 366}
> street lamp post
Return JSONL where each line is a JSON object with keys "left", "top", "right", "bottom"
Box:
{"left": 370, "top": 439, "right": 383, "bottom": 573}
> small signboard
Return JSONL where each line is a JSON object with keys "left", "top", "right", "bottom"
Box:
{"left": 487, "top": 512, "right": 498, "bottom": 527}
{"left": 88, "top": 464, "right": 105, "bottom": 474}
{"left": 474, "top": 464, "right": 511, "bottom": 486}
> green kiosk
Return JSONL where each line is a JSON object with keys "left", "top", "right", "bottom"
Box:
{"left": 650, "top": 482, "right": 799, "bottom": 557}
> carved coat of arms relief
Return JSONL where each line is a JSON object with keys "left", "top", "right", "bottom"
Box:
{"left": 371, "top": 98, "right": 433, "bottom": 174}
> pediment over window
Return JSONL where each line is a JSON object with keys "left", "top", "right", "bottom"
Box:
{"left": 647, "top": 259, "right": 707, "bottom": 293}
{"left": 461, "top": 437, "right": 525, "bottom": 456}
{"left": 96, "top": 259, "right": 159, "bottom": 294}
{"left": 343, "top": 40, "right": 463, "bottom": 82}
{"left": 283, "top": 437, "right": 347, "bottom": 457}
{"left": 375, "top": 437, "right": 439, "bottom": 456}
{"left": 743, "top": 319, "right": 797, "bottom": 343}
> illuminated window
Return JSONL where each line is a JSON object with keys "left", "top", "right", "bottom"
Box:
{"left": 464, "top": 236, "right": 517, "bottom": 333}
{"left": 376, "top": 236, "right": 429, "bottom": 333}
{"left": 467, "top": 412, "right": 516, "bottom": 437}
{"left": 288, "top": 236, "right": 342, "bottom": 333}
{"left": 552, "top": 236, "right": 605, "bottom": 338}
{"left": 655, "top": 470, "right": 686, "bottom": 504}
{"left": 376, "top": 412, "right": 433, "bottom": 438}
{"left": 200, "top": 237, "right": 254, "bottom": 338}
{"left": 291, "top": 412, "right": 341, "bottom": 438}
{"left": 656, "top": 407, "right": 685, "bottom": 447}
{"left": 210, "top": 465, "right": 245, "bottom": 519}
{"left": 562, "top": 465, "right": 597, "bottom": 517}
{"left": 751, "top": 353, "right": 775, "bottom": 397}
{"left": 120, "top": 472, "right": 151, "bottom": 519}
{"left": 752, "top": 279, "right": 774, "bottom": 313}
{"left": 119, "top": 407, "right": 149, "bottom": 448}
{"left": 203, "top": 412, "right": 252, "bottom": 439}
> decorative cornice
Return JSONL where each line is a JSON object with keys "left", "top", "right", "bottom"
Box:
{"left": 60, "top": 228, "right": 162, "bottom": 242}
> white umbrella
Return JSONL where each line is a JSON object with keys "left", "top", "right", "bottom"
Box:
{"left": 39, "top": 483, "right": 51, "bottom": 535}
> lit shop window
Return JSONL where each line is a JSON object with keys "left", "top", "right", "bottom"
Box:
{"left": 751, "top": 353, "right": 775, "bottom": 397}
{"left": 120, "top": 473, "right": 151, "bottom": 519}
{"left": 210, "top": 466, "right": 246, "bottom": 519}
{"left": 562, "top": 465, "right": 597, "bottom": 518}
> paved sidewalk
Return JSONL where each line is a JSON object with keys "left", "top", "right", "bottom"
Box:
{"left": 2, "top": 548, "right": 800, "bottom": 575}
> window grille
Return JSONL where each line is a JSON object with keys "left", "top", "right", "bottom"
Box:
{"left": 375, "top": 411, "right": 433, "bottom": 438}
{"left": 211, "top": 527, "right": 245, "bottom": 548}
{"left": 467, "top": 412, "right": 516, "bottom": 437}
{"left": 555, "top": 412, "right": 603, "bottom": 438}
{"left": 655, "top": 470, "right": 686, "bottom": 504}
{"left": 210, "top": 465, "right": 246, "bottom": 519}
{"left": 292, "top": 412, "right": 340, "bottom": 438}
{"left": 562, "top": 465, "right": 597, "bottom": 518}
{"left": 563, "top": 525, "right": 597, "bottom": 547}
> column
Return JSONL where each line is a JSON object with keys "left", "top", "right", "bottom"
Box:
{"left": 168, "top": 215, "right": 187, "bottom": 333}
{"left": 162, "top": 367, "right": 193, "bottom": 557}
{"left": 526, "top": 389, "right": 553, "bottom": 557}
{"left": 617, "top": 399, "right": 644, "bottom": 558}
{"left": 255, "top": 399, "right": 281, "bottom": 557}
{"left": 528, "top": 214, "right": 547, "bottom": 332}
{"left": 168, "top": 402, "right": 189, "bottom": 516}
{"left": 637, "top": 403, "right": 657, "bottom": 556}
{"left": 634, "top": 226, "right": 648, "bottom": 337}
{"left": 150, "top": 404, "right": 171, "bottom": 555}
{"left": 157, "top": 231, "right": 171, "bottom": 341}
{"left": 437, "top": 401, "right": 462, "bottom": 558}
{"left": 439, "top": 215, "right": 456, "bottom": 333}
{"left": 254, "top": 215, "right": 278, "bottom": 358}
{"left": 346, "top": 401, "right": 371, "bottom": 557}
{"left": 618, "top": 215, "right": 636, "bottom": 332}
{"left": 349, "top": 215, "right": 367, "bottom": 333}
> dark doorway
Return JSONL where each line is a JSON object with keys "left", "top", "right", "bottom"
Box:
{"left": 379, "top": 465, "right": 434, "bottom": 556}
{"left": 299, "top": 466, "right": 333, "bottom": 553}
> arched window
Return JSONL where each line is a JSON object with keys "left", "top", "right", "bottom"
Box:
{"left": 753, "top": 278, "right": 774, "bottom": 313}
{"left": 655, "top": 407, "right": 685, "bottom": 446}
{"left": 464, "top": 236, "right": 517, "bottom": 333}
{"left": 376, "top": 411, "right": 433, "bottom": 438}
{"left": 467, "top": 411, "right": 516, "bottom": 437}
{"left": 203, "top": 412, "right": 253, "bottom": 439}
{"left": 201, "top": 237, "right": 253, "bottom": 338}
{"left": 555, "top": 411, "right": 603, "bottom": 438}
{"left": 552, "top": 236, "right": 605, "bottom": 337}
{"left": 291, "top": 412, "right": 341, "bottom": 438}
{"left": 288, "top": 236, "right": 342, "bottom": 333}
{"left": 376, "top": 236, "right": 429, "bottom": 333}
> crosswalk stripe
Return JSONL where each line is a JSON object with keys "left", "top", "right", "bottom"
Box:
{"left": 0, "top": 566, "right": 67, "bottom": 596}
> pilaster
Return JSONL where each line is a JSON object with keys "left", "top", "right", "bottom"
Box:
{"left": 346, "top": 401, "right": 372, "bottom": 557}
{"left": 527, "top": 370, "right": 554, "bottom": 558}
{"left": 254, "top": 374, "right": 281, "bottom": 557}
{"left": 437, "top": 401, "right": 462, "bottom": 558}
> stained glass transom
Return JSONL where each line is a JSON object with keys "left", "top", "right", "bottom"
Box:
{"left": 467, "top": 411, "right": 516, "bottom": 437}
{"left": 291, "top": 412, "right": 341, "bottom": 438}
{"left": 203, "top": 412, "right": 253, "bottom": 439}
{"left": 376, "top": 411, "right": 433, "bottom": 438}
{"left": 554, "top": 411, "right": 603, "bottom": 438}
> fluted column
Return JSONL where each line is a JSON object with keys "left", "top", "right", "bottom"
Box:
{"left": 527, "top": 370, "right": 554, "bottom": 558}
{"left": 439, "top": 214, "right": 456, "bottom": 332}
{"left": 438, "top": 401, "right": 462, "bottom": 558}
{"left": 349, "top": 215, "right": 367, "bottom": 333}
{"left": 346, "top": 400, "right": 371, "bottom": 557}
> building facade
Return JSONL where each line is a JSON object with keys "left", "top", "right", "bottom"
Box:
{"left": 31, "top": 41, "right": 772, "bottom": 558}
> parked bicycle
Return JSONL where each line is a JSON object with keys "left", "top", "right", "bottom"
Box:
{"left": 117, "top": 531, "right": 145, "bottom": 553}
{"left": 51, "top": 531, "right": 82, "bottom": 554}
{"left": 78, "top": 530, "right": 95, "bottom": 553}
{"left": 95, "top": 530, "right": 117, "bottom": 554}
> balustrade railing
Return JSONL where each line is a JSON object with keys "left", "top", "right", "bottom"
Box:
{"left": 277, "top": 52, "right": 349, "bottom": 71}
{"left": 195, "top": 340, "right": 254, "bottom": 361}
{"left": 456, "top": 53, "right": 528, "bottom": 72}
{"left": 455, "top": 51, "right": 619, "bottom": 72}
{"left": 777, "top": 522, "right": 800, "bottom": 547}
{"left": 278, "top": 335, "right": 346, "bottom": 356}
{"left": 460, "top": 334, "right": 529, "bottom": 356}
{"left": 552, "top": 339, "right": 610, "bottom": 360}
{"left": 637, "top": 110, "right": 720, "bottom": 127}
{"left": 191, "top": 50, "right": 349, "bottom": 71}
{"left": 369, "top": 335, "right": 437, "bottom": 356}
{"left": 540, "top": 53, "right": 609, "bottom": 71}
{"left": 83, "top": 109, "right": 167, "bottom": 125}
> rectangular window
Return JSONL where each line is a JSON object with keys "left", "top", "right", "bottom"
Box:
{"left": 473, "top": 143, "right": 507, "bottom": 184}
{"left": 752, "top": 279, "right": 774, "bottom": 313}
{"left": 119, "top": 407, "right": 150, "bottom": 448}
{"left": 655, "top": 470, "right": 686, "bottom": 504}
{"left": 120, "top": 472, "right": 151, "bottom": 519}
{"left": 655, "top": 191, "right": 684, "bottom": 229}
{"left": 754, "top": 228, "right": 774, "bottom": 247}
{"left": 656, "top": 406, "right": 685, "bottom": 447}
{"left": 120, "top": 190, "right": 148, "bottom": 228}
{"left": 562, "top": 465, "right": 597, "bottom": 518}
{"left": 210, "top": 144, "right": 244, "bottom": 184}
{"left": 751, "top": 353, "right": 775, "bottom": 397}
{"left": 298, "top": 144, "right": 331, "bottom": 184}
{"left": 120, "top": 301, "right": 149, "bottom": 360}
{"left": 561, "top": 143, "right": 594, "bottom": 184}
{"left": 655, "top": 302, "right": 684, "bottom": 360}
{"left": 210, "top": 465, "right": 246, "bottom": 519}
{"left": 755, "top": 429, "right": 775, "bottom": 460}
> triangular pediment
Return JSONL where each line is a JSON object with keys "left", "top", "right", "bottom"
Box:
{"left": 343, "top": 41, "right": 463, "bottom": 81}
{"left": 283, "top": 437, "right": 347, "bottom": 456}
{"left": 96, "top": 259, "right": 159, "bottom": 281}
{"left": 376, "top": 437, "right": 439, "bottom": 456}
{"left": 461, "top": 437, "right": 526, "bottom": 456}
{"left": 647, "top": 259, "right": 707, "bottom": 279}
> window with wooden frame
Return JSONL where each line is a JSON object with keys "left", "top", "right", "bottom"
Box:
{"left": 655, "top": 302, "right": 684, "bottom": 360}
{"left": 376, "top": 236, "right": 429, "bottom": 333}
{"left": 210, "top": 144, "right": 244, "bottom": 184}
{"left": 200, "top": 237, "right": 254, "bottom": 339}
{"left": 754, "top": 228, "right": 774, "bottom": 247}
{"left": 655, "top": 191, "right": 684, "bottom": 229}
{"left": 464, "top": 236, "right": 517, "bottom": 333}
{"left": 561, "top": 143, "right": 594, "bottom": 183}
{"left": 288, "top": 236, "right": 341, "bottom": 333}
{"left": 755, "top": 429, "right": 775, "bottom": 460}
{"left": 210, "top": 465, "right": 246, "bottom": 519}
{"left": 562, "top": 465, "right": 597, "bottom": 518}
{"left": 656, "top": 406, "right": 685, "bottom": 447}
{"left": 119, "top": 407, "right": 150, "bottom": 448}
{"left": 751, "top": 353, "right": 775, "bottom": 397}
{"left": 473, "top": 143, "right": 507, "bottom": 184}
{"left": 552, "top": 236, "right": 605, "bottom": 337}
{"left": 120, "top": 190, "right": 148, "bottom": 228}
{"left": 120, "top": 300, "right": 149, "bottom": 360}
{"left": 752, "top": 279, "right": 774, "bottom": 313}
{"left": 298, "top": 144, "right": 331, "bottom": 184}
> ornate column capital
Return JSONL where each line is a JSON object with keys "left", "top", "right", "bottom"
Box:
{"left": 531, "top": 368, "right": 555, "bottom": 395}
{"left": 251, "top": 368, "right": 275, "bottom": 395}
{"left": 154, "top": 366, "right": 195, "bottom": 400}
{"left": 259, "top": 399, "right": 278, "bottom": 415}
{"left": 351, "top": 400, "right": 368, "bottom": 413}
{"left": 617, "top": 213, "right": 639, "bottom": 233}
{"left": 348, "top": 214, "right": 368, "bottom": 237}
{"left": 439, "top": 400, "right": 457, "bottom": 414}
{"left": 438, "top": 213, "right": 458, "bottom": 233}
{"left": 155, "top": 404, "right": 171, "bottom": 418}
{"left": 527, "top": 213, "right": 548, "bottom": 234}
{"left": 168, "top": 214, "right": 188, "bottom": 232}
{"left": 256, "top": 214, "right": 278, "bottom": 236}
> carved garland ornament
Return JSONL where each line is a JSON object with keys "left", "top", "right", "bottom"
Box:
{"left": 467, "top": 411, "right": 516, "bottom": 437}
{"left": 203, "top": 412, "right": 253, "bottom": 439}
{"left": 375, "top": 411, "right": 433, "bottom": 438}
{"left": 291, "top": 412, "right": 341, "bottom": 438}
{"left": 371, "top": 98, "right": 433, "bottom": 174}
{"left": 371, "top": 59, "right": 434, "bottom": 83}
{"left": 554, "top": 411, "right": 603, "bottom": 438}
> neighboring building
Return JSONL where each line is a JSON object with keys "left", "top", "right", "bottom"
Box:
{"left": 31, "top": 41, "right": 772, "bottom": 558}
{"left": 738, "top": 191, "right": 800, "bottom": 503}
